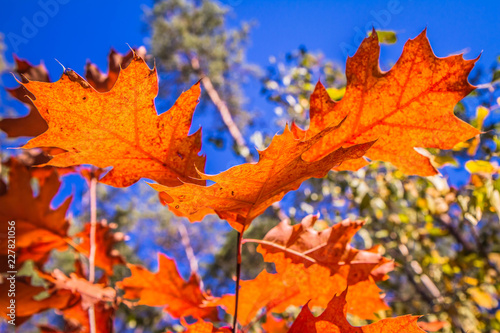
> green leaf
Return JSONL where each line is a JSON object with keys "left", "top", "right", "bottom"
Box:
{"left": 465, "top": 160, "right": 497, "bottom": 174}
{"left": 369, "top": 30, "right": 397, "bottom": 44}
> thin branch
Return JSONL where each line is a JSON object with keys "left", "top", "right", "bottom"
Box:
{"left": 233, "top": 231, "right": 243, "bottom": 333}
{"left": 475, "top": 81, "right": 500, "bottom": 91}
{"left": 177, "top": 220, "right": 201, "bottom": 285}
{"left": 190, "top": 56, "right": 252, "bottom": 162}
{"left": 88, "top": 172, "right": 98, "bottom": 333}
{"left": 463, "top": 215, "right": 499, "bottom": 274}
{"left": 435, "top": 215, "right": 475, "bottom": 253}
{"left": 438, "top": 214, "right": 499, "bottom": 273}
{"left": 392, "top": 243, "right": 464, "bottom": 331}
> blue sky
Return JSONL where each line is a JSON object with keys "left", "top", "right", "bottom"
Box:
{"left": 2, "top": 0, "right": 499, "bottom": 72}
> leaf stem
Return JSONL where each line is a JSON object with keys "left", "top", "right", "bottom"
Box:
{"left": 88, "top": 170, "right": 98, "bottom": 333}
{"left": 232, "top": 231, "right": 243, "bottom": 333}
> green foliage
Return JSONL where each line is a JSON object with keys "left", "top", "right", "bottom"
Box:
{"left": 370, "top": 30, "right": 398, "bottom": 44}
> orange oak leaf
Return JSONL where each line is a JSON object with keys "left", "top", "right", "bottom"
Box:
{"left": 0, "top": 159, "right": 71, "bottom": 266}
{"left": 254, "top": 215, "right": 393, "bottom": 319}
{"left": 0, "top": 56, "right": 50, "bottom": 137}
{"left": 76, "top": 220, "right": 125, "bottom": 276}
{"left": 151, "top": 122, "right": 374, "bottom": 231}
{"left": 214, "top": 252, "right": 387, "bottom": 326}
{"left": 344, "top": 278, "right": 390, "bottom": 320}
{"left": 117, "top": 253, "right": 218, "bottom": 320}
{"left": 288, "top": 290, "right": 425, "bottom": 333}
{"left": 256, "top": 214, "right": 394, "bottom": 284}
{"left": 292, "top": 29, "right": 479, "bottom": 176}
{"left": 1, "top": 49, "right": 146, "bottom": 138}
{"left": 22, "top": 54, "right": 205, "bottom": 187}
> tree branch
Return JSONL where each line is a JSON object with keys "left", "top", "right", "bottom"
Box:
{"left": 88, "top": 171, "right": 98, "bottom": 333}
{"left": 190, "top": 56, "right": 251, "bottom": 162}
{"left": 177, "top": 219, "right": 201, "bottom": 284}
{"left": 233, "top": 231, "right": 243, "bottom": 333}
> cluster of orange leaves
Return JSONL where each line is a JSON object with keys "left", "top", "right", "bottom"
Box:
{"left": 0, "top": 29, "right": 478, "bottom": 332}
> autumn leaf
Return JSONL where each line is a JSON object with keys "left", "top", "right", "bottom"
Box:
{"left": 256, "top": 214, "right": 394, "bottom": 283}
{"left": 0, "top": 56, "right": 50, "bottom": 137}
{"left": 117, "top": 253, "right": 218, "bottom": 320}
{"left": 215, "top": 216, "right": 393, "bottom": 324}
{"left": 292, "top": 29, "right": 479, "bottom": 176}
{"left": 76, "top": 220, "right": 125, "bottom": 276}
{"left": 22, "top": 54, "right": 206, "bottom": 187}
{"left": 253, "top": 215, "right": 394, "bottom": 319}
{"left": 0, "top": 159, "right": 71, "bottom": 266}
{"left": 151, "top": 122, "right": 374, "bottom": 231}
{"left": 288, "top": 289, "right": 425, "bottom": 333}
{"left": 214, "top": 252, "right": 388, "bottom": 326}
{"left": 0, "top": 49, "right": 146, "bottom": 138}
{"left": 5, "top": 266, "right": 116, "bottom": 332}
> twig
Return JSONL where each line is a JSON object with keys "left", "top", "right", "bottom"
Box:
{"left": 475, "top": 81, "right": 500, "bottom": 91}
{"left": 393, "top": 243, "right": 464, "bottom": 331}
{"left": 232, "top": 231, "right": 243, "bottom": 333}
{"left": 88, "top": 171, "right": 98, "bottom": 333}
{"left": 190, "top": 56, "right": 251, "bottom": 162}
{"left": 439, "top": 213, "right": 499, "bottom": 273}
{"left": 463, "top": 215, "right": 499, "bottom": 274}
{"left": 435, "top": 215, "right": 475, "bottom": 253}
{"left": 177, "top": 220, "right": 201, "bottom": 285}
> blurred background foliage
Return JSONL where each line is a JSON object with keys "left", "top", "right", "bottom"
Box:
{"left": 1, "top": 0, "right": 500, "bottom": 332}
